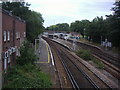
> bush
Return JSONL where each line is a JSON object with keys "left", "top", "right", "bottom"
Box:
{"left": 92, "top": 58, "right": 104, "bottom": 69}
{"left": 76, "top": 49, "right": 104, "bottom": 69}
{"left": 3, "top": 63, "right": 52, "bottom": 88}
{"left": 3, "top": 40, "right": 52, "bottom": 88}
{"left": 76, "top": 49, "right": 92, "bottom": 60}
{"left": 16, "top": 40, "right": 38, "bottom": 65}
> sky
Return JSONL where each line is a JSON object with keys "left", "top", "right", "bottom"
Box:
{"left": 26, "top": 0, "right": 115, "bottom": 27}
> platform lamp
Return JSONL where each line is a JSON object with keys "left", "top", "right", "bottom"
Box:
{"left": 84, "top": 28, "right": 86, "bottom": 38}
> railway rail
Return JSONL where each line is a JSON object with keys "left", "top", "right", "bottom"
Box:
{"left": 43, "top": 37, "right": 115, "bottom": 89}
{"left": 67, "top": 39, "right": 120, "bottom": 68}
{"left": 66, "top": 39, "right": 120, "bottom": 80}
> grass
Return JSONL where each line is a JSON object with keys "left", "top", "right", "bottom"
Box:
{"left": 79, "top": 38, "right": 100, "bottom": 46}
{"left": 79, "top": 38, "right": 119, "bottom": 54}
{"left": 76, "top": 49, "right": 104, "bottom": 69}
{"left": 76, "top": 49, "right": 91, "bottom": 61}
{"left": 111, "top": 47, "right": 120, "bottom": 54}
{"left": 36, "top": 42, "right": 39, "bottom": 49}
{"left": 3, "top": 63, "right": 52, "bottom": 88}
{"left": 3, "top": 40, "right": 52, "bottom": 88}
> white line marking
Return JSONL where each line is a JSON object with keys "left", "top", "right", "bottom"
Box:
{"left": 49, "top": 46, "right": 54, "bottom": 66}
{"left": 42, "top": 38, "right": 55, "bottom": 66}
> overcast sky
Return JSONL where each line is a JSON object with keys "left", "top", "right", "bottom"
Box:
{"left": 26, "top": 0, "right": 115, "bottom": 27}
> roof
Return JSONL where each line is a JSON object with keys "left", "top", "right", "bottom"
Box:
{"left": 0, "top": 8, "right": 26, "bottom": 23}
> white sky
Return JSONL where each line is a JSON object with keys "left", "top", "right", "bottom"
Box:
{"left": 26, "top": 0, "right": 115, "bottom": 27}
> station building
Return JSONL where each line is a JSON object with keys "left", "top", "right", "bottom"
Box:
{"left": 0, "top": 8, "right": 26, "bottom": 74}
{"left": 0, "top": 7, "right": 2, "bottom": 89}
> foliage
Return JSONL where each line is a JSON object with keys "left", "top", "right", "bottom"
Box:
{"left": 16, "top": 40, "right": 38, "bottom": 65}
{"left": 112, "top": 1, "right": 120, "bottom": 17}
{"left": 86, "top": 16, "right": 107, "bottom": 43}
{"left": 2, "top": 2, "right": 44, "bottom": 43}
{"left": 105, "top": 1, "right": 120, "bottom": 47}
{"left": 76, "top": 49, "right": 104, "bottom": 69}
{"left": 92, "top": 58, "right": 104, "bottom": 69}
{"left": 69, "top": 1, "right": 120, "bottom": 47}
{"left": 46, "top": 23, "right": 70, "bottom": 32}
{"left": 3, "top": 63, "right": 52, "bottom": 88}
{"left": 76, "top": 49, "right": 92, "bottom": 61}
{"left": 70, "top": 20, "right": 90, "bottom": 38}
{"left": 26, "top": 11, "right": 44, "bottom": 42}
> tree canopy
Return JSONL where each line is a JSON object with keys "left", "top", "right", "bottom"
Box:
{"left": 46, "top": 1, "right": 120, "bottom": 47}
{"left": 2, "top": 2, "right": 44, "bottom": 43}
{"left": 46, "top": 23, "right": 70, "bottom": 32}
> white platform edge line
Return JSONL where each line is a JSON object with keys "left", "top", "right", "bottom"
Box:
{"left": 42, "top": 38, "right": 55, "bottom": 66}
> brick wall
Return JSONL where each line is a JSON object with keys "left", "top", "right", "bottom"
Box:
{"left": 2, "top": 9, "right": 26, "bottom": 72}
{"left": 0, "top": 7, "right": 2, "bottom": 90}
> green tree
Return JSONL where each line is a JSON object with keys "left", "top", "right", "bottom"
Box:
{"left": 2, "top": 2, "right": 44, "bottom": 43}
{"left": 86, "top": 16, "right": 107, "bottom": 43}
{"left": 70, "top": 20, "right": 90, "bottom": 37}
{"left": 56, "top": 23, "right": 70, "bottom": 31}
{"left": 16, "top": 40, "right": 37, "bottom": 65}
{"left": 105, "top": 1, "right": 120, "bottom": 47}
{"left": 46, "top": 23, "right": 70, "bottom": 32}
{"left": 26, "top": 11, "right": 44, "bottom": 42}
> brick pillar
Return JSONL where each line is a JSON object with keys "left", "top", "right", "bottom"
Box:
{"left": 0, "top": 4, "right": 2, "bottom": 89}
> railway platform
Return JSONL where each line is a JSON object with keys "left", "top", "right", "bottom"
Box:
{"left": 52, "top": 38, "right": 119, "bottom": 88}
{"left": 35, "top": 37, "right": 58, "bottom": 88}
{"left": 53, "top": 38, "right": 80, "bottom": 51}
{"left": 71, "top": 38, "right": 119, "bottom": 59}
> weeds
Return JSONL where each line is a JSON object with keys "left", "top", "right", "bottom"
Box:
{"left": 3, "top": 63, "right": 52, "bottom": 88}
{"left": 76, "top": 49, "right": 92, "bottom": 61}
{"left": 3, "top": 40, "right": 52, "bottom": 88}
{"left": 76, "top": 49, "right": 104, "bottom": 69}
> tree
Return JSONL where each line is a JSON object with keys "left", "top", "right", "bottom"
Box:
{"left": 105, "top": 1, "right": 120, "bottom": 47}
{"left": 16, "top": 40, "right": 37, "bottom": 65}
{"left": 2, "top": 2, "right": 44, "bottom": 43}
{"left": 56, "top": 23, "right": 69, "bottom": 31}
{"left": 86, "top": 16, "right": 107, "bottom": 43}
{"left": 112, "top": 1, "right": 120, "bottom": 17}
{"left": 26, "top": 11, "right": 44, "bottom": 42}
{"left": 70, "top": 20, "right": 90, "bottom": 37}
{"left": 46, "top": 23, "right": 70, "bottom": 32}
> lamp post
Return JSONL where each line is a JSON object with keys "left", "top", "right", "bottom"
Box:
{"left": 35, "top": 39, "right": 40, "bottom": 54}
{"left": 101, "top": 36, "right": 102, "bottom": 46}
{"left": 84, "top": 28, "right": 86, "bottom": 38}
{"left": 105, "top": 38, "right": 108, "bottom": 50}
{"left": 73, "top": 38, "right": 76, "bottom": 51}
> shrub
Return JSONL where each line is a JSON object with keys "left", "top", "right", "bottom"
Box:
{"left": 76, "top": 49, "right": 104, "bottom": 69}
{"left": 76, "top": 49, "right": 92, "bottom": 60}
{"left": 16, "top": 40, "right": 38, "bottom": 65}
{"left": 92, "top": 58, "right": 104, "bottom": 69}
{"left": 3, "top": 40, "right": 52, "bottom": 88}
{"left": 3, "top": 63, "right": 52, "bottom": 88}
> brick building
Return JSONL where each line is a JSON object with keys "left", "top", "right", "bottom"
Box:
{"left": 0, "top": 7, "right": 2, "bottom": 89}
{"left": 1, "top": 9, "right": 26, "bottom": 73}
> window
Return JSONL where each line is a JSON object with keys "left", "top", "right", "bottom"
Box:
{"left": 16, "top": 32, "right": 20, "bottom": 39}
{"left": 16, "top": 32, "right": 18, "bottom": 39}
{"left": 8, "top": 56, "right": 11, "bottom": 63}
{"left": 16, "top": 48, "right": 20, "bottom": 56}
{"left": 24, "top": 32, "right": 26, "bottom": 37}
{"left": 8, "top": 31, "right": 10, "bottom": 41}
{"left": 4, "top": 58, "right": 7, "bottom": 70}
{"left": 18, "top": 32, "right": 20, "bottom": 38}
{"left": 4, "top": 31, "right": 6, "bottom": 42}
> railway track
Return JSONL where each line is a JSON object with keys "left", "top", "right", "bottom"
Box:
{"left": 43, "top": 37, "right": 114, "bottom": 89}
{"left": 66, "top": 39, "right": 120, "bottom": 80}
{"left": 67, "top": 39, "right": 119, "bottom": 67}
